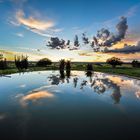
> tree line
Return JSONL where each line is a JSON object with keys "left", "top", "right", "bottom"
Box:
{"left": 0, "top": 54, "right": 140, "bottom": 71}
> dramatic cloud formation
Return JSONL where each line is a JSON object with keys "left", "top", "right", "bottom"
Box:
{"left": 96, "top": 17, "right": 128, "bottom": 47}
{"left": 107, "top": 41, "right": 140, "bottom": 53}
{"left": 10, "top": 10, "right": 62, "bottom": 37}
{"left": 16, "top": 10, "right": 54, "bottom": 30}
{"left": 46, "top": 35, "right": 80, "bottom": 50}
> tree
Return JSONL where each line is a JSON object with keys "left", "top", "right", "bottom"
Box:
{"left": 15, "top": 55, "right": 28, "bottom": 70}
{"left": 59, "top": 59, "right": 65, "bottom": 71}
{"left": 132, "top": 60, "right": 140, "bottom": 68}
{"left": 36, "top": 58, "right": 52, "bottom": 67}
{"left": 66, "top": 60, "right": 71, "bottom": 78}
{"left": 66, "top": 60, "right": 71, "bottom": 71}
{"left": 0, "top": 54, "right": 7, "bottom": 70}
{"left": 86, "top": 63, "right": 93, "bottom": 71}
{"left": 106, "top": 57, "right": 122, "bottom": 68}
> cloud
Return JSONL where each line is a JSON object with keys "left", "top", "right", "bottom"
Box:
{"left": 16, "top": 10, "right": 54, "bottom": 30}
{"left": 124, "top": 5, "right": 139, "bottom": 17}
{"left": 10, "top": 10, "right": 61, "bottom": 37}
{"left": 107, "top": 41, "right": 140, "bottom": 53}
{"left": 15, "top": 32, "right": 24, "bottom": 37}
{"left": 26, "top": 27, "right": 54, "bottom": 37}
{"left": 19, "top": 91, "right": 54, "bottom": 107}
{"left": 96, "top": 17, "right": 128, "bottom": 47}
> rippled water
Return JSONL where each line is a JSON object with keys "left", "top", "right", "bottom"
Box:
{"left": 0, "top": 71, "right": 140, "bottom": 140}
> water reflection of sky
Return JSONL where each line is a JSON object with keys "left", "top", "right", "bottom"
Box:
{"left": 0, "top": 71, "right": 140, "bottom": 105}
{"left": 0, "top": 71, "right": 140, "bottom": 139}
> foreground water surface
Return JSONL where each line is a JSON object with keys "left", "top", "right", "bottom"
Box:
{"left": 0, "top": 71, "right": 140, "bottom": 139}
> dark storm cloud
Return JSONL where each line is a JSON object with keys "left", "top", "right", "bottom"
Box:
{"left": 107, "top": 41, "right": 140, "bottom": 53}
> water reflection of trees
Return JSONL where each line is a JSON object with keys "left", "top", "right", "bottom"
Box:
{"left": 48, "top": 70, "right": 71, "bottom": 85}
{"left": 48, "top": 71, "right": 122, "bottom": 104}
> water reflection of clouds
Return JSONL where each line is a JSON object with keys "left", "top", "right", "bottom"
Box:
{"left": 16, "top": 83, "right": 62, "bottom": 107}
{"left": 47, "top": 71, "right": 140, "bottom": 104}
{"left": 135, "top": 91, "right": 140, "bottom": 99}
{"left": 19, "top": 84, "right": 26, "bottom": 88}
{"left": 15, "top": 71, "right": 140, "bottom": 106}
{"left": 19, "top": 91, "right": 54, "bottom": 107}
{"left": 106, "top": 75, "right": 140, "bottom": 99}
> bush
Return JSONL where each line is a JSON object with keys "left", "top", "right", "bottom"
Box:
{"left": 106, "top": 57, "right": 123, "bottom": 68}
{"left": 36, "top": 58, "right": 52, "bottom": 67}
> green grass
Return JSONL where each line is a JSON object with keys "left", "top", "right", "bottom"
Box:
{"left": 0, "top": 63, "right": 140, "bottom": 79}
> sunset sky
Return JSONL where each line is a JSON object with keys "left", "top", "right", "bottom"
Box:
{"left": 0, "top": 0, "right": 140, "bottom": 62}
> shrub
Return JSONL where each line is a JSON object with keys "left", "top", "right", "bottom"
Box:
{"left": 36, "top": 58, "right": 52, "bottom": 67}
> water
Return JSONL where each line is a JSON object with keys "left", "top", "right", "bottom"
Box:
{"left": 0, "top": 71, "right": 140, "bottom": 140}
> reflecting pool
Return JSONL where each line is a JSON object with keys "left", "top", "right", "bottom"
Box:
{"left": 0, "top": 71, "right": 140, "bottom": 139}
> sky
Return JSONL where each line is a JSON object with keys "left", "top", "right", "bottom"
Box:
{"left": 0, "top": 0, "right": 140, "bottom": 62}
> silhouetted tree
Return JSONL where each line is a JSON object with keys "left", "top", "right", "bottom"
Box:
{"left": 66, "top": 60, "right": 71, "bottom": 71}
{"left": 59, "top": 59, "right": 65, "bottom": 71}
{"left": 15, "top": 55, "right": 28, "bottom": 70}
{"left": 106, "top": 57, "right": 123, "bottom": 68}
{"left": 66, "top": 60, "right": 71, "bottom": 78}
{"left": 36, "top": 58, "right": 52, "bottom": 67}
{"left": 0, "top": 54, "right": 7, "bottom": 70}
{"left": 86, "top": 63, "right": 93, "bottom": 71}
{"left": 132, "top": 60, "right": 140, "bottom": 68}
